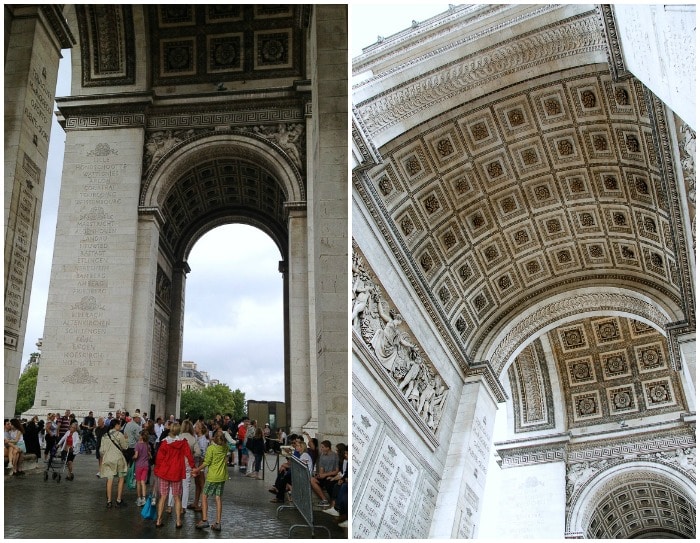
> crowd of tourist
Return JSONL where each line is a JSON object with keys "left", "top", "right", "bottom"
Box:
{"left": 4, "top": 409, "right": 349, "bottom": 531}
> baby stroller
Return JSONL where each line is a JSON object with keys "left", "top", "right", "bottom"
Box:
{"left": 43, "top": 444, "right": 67, "bottom": 483}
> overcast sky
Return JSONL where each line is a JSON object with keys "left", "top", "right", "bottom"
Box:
{"left": 21, "top": 3, "right": 449, "bottom": 408}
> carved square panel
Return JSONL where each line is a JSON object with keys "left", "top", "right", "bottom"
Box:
{"left": 602, "top": 205, "right": 633, "bottom": 234}
{"left": 505, "top": 222, "right": 539, "bottom": 255}
{"left": 493, "top": 96, "right": 537, "bottom": 141}
{"left": 558, "top": 169, "right": 595, "bottom": 202}
{"left": 416, "top": 184, "right": 450, "bottom": 226}
{"left": 453, "top": 309, "right": 475, "bottom": 342}
{"left": 566, "top": 356, "right": 596, "bottom": 386}
{"left": 602, "top": 79, "right": 636, "bottom": 119}
{"left": 453, "top": 253, "right": 481, "bottom": 287}
{"left": 509, "top": 137, "right": 550, "bottom": 179}
{"left": 518, "top": 255, "right": 550, "bottom": 286}
{"left": 530, "top": 86, "right": 572, "bottom": 128}
{"left": 522, "top": 175, "right": 559, "bottom": 210}
{"left": 395, "top": 206, "right": 423, "bottom": 248}
{"left": 254, "top": 29, "right": 293, "bottom": 70}
{"left": 628, "top": 319, "right": 655, "bottom": 338}
{"left": 614, "top": 126, "right": 646, "bottom": 164}
{"left": 642, "top": 247, "right": 667, "bottom": 278}
{"left": 641, "top": 377, "right": 675, "bottom": 409}
{"left": 612, "top": 242, "right": 640, "bottom": 268}
{"left": 581, "top": 241, "right": 612, "bottom": 267}
{"left": 254, "top": 5, "right": 293, "bottom": 18}
{"left": 592, "top": 317, "right": 623, "bottom": 346}
{"left": 624, "top": 170, "right": 656, "bottom": 206}
{"left": 437, "top": 276, "right": 458, "bottom": 313}
{"left": 458, "top": 112, "right": 501, "bottom": 155}
{"left": 469, "top": 287, "right": 496, "bottom": 321}
{"left": 477, "top": 151, "right": 511, "bottom": 189}
{"left": 445, "top": 167, "right": 481, "bottom": 204}
{"left": 559, "top": 324, "right": 589, "bottom": 352}
{"left": 580, "top": 126, "right": 615, "bottom": 162}
{"left": 416, "top": 242, "right": 441, "bottom": 282}
{"left": 600, "top": 349, "right": 632, "bottom": 381}
{"left": 634, "top": 342, "right": 668, "bottom": 374}
{"left": 478, "top": 236, "right": 508, "bottom": 271}
{"left": 546, "top": 130, "right": 585, "bottom": 167}
{"left": 607, "top": 384, "right": 639, "bottom": 415}
{"left": 160, "top": 38, "right": 197, "bottom": 76}
{"left": 436, "top": 221, "right": 466, "bottom": 262}
{"left": 207, "top": 33, "right": 244, "bottom": 73}
{"left": 546, "top": 243, "right": 582, "bottom": 274}
{"left": 572, "top": 390, "right": 603, "bottom": 422}
{"left": 592, "top": 168, "right": 625, "bottom": 200}
{"left": 424, "top": 125, "right": 466, "bottom": 172}
{"left": 566, "top": 78, "right": 607, "bottom": 121}
{"left": 493, "top": 187, "right": 527, "bottom": 225}
{"left": 205, "top": 5, "right": 243, "bottom": 23}
{"left": 394, "top": 144, "right": 433, "bottom": 186}
{"left": 461, "top": 202, "right": 496, "bottom": 244}
{"left": 491, "top": 266, "right": 521, "bottom": 303}
{"left": 635, "top": 211, "right": 661, "bottom": 243}
{"left": 570, "top": 206, "right": 603, "bottom": 235}
{"left": 158, "top": 5, "right": 195, "bottom": 27}
{"left": 536, "top": 211, "right": 572, "bottom": 243}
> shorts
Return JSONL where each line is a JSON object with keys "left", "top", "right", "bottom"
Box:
{"left": 136, "top": 466, "right": 149, "bottom": 482}
{"left": 159, "top": 478, "right": 182, "bottom": 497}
{"left": 203, "top": 480, "right": 225, "bottom": 496}
{"left": 17, "top": 441, "right": 26, "bottom": 453}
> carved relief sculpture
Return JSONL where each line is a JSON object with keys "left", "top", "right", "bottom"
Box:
{"left": 352, "top": 248, "right": 448, "bottom": 433}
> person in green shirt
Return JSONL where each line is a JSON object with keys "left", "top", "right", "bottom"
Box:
{"left": 192, "top": 431, "right": 228, "bottom": 531}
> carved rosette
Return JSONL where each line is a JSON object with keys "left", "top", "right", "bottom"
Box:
{"left": 352, "top": 246, "right": 448, "bottom": 434}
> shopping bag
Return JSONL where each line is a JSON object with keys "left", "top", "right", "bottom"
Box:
{"left": 126, "top": 462, "right": 136, "bottom": 490}
{"left": 141, "top": 493, "right": 157, "bottom": 520}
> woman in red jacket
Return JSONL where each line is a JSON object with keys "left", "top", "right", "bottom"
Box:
{"left": 154, "top": 422, "right": 194, "bottom": 529}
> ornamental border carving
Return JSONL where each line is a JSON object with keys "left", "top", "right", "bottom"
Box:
{"left": 64, "top": 113, "right": 146, "bottom": 130}
{"left": 596, "top": 4, "right": 632, "bottom": 81}
{"left": 356, "top": 12, "right": 606, "bottom": 136}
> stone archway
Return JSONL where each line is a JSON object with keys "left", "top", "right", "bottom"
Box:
{"left": 133, "top": 132, "right": 306, "bottom": 423}
{"left": 567, "top": 462, "right": 696, "bottom": 538}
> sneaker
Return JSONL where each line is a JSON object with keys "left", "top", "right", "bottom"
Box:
{"left": 324, "top": 507, "right": 339, "bottom": 517}
{"left": 338, "top": 520, "right": 348, "bottom": 528}
{"left": 212, "top": 523, "right": 221, "bottom": 531}
{"left": 195, "top": 521, "right": 210, "bottom": 530}
{"left": 318, "top": 500, "right": 330, "bottom": 507}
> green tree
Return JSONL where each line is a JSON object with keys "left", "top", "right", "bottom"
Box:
{"left": 15, "top": 365, "right": 39, "bottom": 415}
{"left": 180, "top": 384, "right": 246, "bottom": 421}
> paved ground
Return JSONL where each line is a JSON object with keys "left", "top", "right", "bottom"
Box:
{"left": 4, "top": 451, "right": 346, "bottom": 539}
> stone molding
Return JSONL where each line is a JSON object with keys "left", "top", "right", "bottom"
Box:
{"left": 39, "top": 5, "right": 77, "bottom": 49}
{"left": 355, "top": 11, "right": 605, "bottom": 136}
{"left": 596, "top": 4, "right": 632, "bottom": 81}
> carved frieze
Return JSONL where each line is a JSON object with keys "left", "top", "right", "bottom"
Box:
{"left": 352, "top": 247, "right": 448, "bottom": 434}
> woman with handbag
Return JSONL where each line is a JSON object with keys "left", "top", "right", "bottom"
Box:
{"left": 99, "top": 418, "right": 129, "bottom": 508}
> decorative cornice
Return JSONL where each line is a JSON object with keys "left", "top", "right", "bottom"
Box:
{"left": 596, "top": 4, "right": 632, "bottom": 81}
{"left": 351, "top": 108, "right": 381, "bottom": 170}
{"left": 40, "top": 5, "right": 76, "bottom": 49}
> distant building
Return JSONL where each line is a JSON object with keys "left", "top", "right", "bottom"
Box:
{"left": 247, "top": 400, "right": 286, "bottom": 431}
{"left": 180, "top": 361, "right": 210, "bottom": 391}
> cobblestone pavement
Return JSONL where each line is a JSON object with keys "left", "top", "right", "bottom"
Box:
{"left": 4, "top": 452, "right": 346, "bottom": 539}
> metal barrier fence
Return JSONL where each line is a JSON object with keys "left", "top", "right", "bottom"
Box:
{"left": 276, "top": 455, "right": 331, "bottom": 538}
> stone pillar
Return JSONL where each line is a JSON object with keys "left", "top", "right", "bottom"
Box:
{"left": 124, "top": 208, "right": 163, "bottom": 412}
{"left": 4, "top": 5, "right": 72, "bottom": 417}
{"left": 678, "top": 334, "right": 696, "bottom": 413}
{"left": 165, "top": 262, "right": 188, "bottom": 418}
{"left": 287, "top": 207, "right": 311, "bottom": 432}
{"left": 28, "top": 114, "right": 146, "bottom": 416}
{"left": 279, "top": 259, "right": 291, "bottom": 430}
{"left": 308, "top": 4, "right": 348, "bottom": 444}
{"left": 430, "top": 375, "right": 499, "bottom": 538}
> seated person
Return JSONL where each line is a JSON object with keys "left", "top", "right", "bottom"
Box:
{"left": 310, "top": 440, "right": 339, "bottom": 507}
{"left": 4, "top": 419, "right": 26, "bottom": 476}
